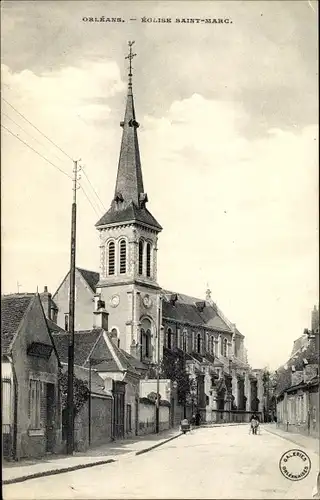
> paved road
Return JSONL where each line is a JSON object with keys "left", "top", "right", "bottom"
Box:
{"left": 3, "top": 425, "right": 319, "bottom": 499}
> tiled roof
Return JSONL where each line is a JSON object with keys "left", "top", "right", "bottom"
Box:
{"left": 96, "top": 202, "right": 162, "bottom": 231}
{"left": 162, "top": 290, "right": 232, "bottom": 333}
{"left": 47, "top": 318, "right": 65, "bottom": 334}
{"left": 52, "top": 329, "right": 103, "bottom": 366}
{"left": 1, "top": 294, "right": 34, "bottom": 354}
{"left": 275, "top": 337, "right": 319, "bottom": 397}
{"left": 77, "top": 268, "right": 100, "bottom": 293}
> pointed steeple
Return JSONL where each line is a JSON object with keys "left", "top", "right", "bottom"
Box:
{"left": 96, "top": 42, "right": 161, "bottom": 231}
{"left": 114, "top": 41, "right": 145, "bottom": 208}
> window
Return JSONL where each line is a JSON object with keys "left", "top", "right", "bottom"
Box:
{"left": 138, "top": 240, "right": 143, "bottom": 275}
{"left": 146, "top": 243, "right": 151, "bottom": 277}
{"left": 222, "top": 338, "right": 228, "bottom": 357}
{"left": 119, "top": 239, "right": 127, "bottom": 274}
{"left": 192, "top": 332, "right": 195, "bottom": 351}
{"left": 140, "top": 318, "right": 152, "bottom": 359}
{"left": 64, "top": 314, "right": 69, "bottom": 332}
{"left": 177, "top": 328, "right": 181, "bottom": 349}
{"left": 210, "top": 336, "right": 214, "bottom": 355}
{"left": 220, "top": 336, "right": 223, "bottom": 355}
{"left": 108, "top": 241, "right": 115, "bottom": 275}
{"left": 29, "top": 380, "right": 41, "bottom": 428}
{"left": 197, "top": 333, "right": 201, "bottom": 354}
{"left": 167, "top": 328, "right": 173, "bottom": 350}
{"left": 182, "top": 329, "right": 188, "bottom": 351}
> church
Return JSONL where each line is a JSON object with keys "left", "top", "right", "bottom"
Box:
{"left": 52, "top": 42, "right": 264, "bottom": 424}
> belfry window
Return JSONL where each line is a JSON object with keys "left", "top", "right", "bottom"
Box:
{"left": 108, "top": 241, "right": 115, "bottom": 275}
{"left": 138, "top": 240, "right": 143, "bottom": 275}
{"left": 146, "top": 243, "right": 151, "bottom": 277}
{"left": 119, "top": 239, "right": 127, "bottom": 274}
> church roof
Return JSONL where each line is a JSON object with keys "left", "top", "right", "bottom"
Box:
{"left": 96, "top": 43, "right": 161, "bottom": 232}
{"left": 162, "top": 290, "right": 232, "bottom": 334}
{"left": 77, "top": 268, "right": 100, "bottom": 293}
{"left": 1, "top": 294, "right": 34, "bottom": 354}
{"left": 96, "top": 202, "right": 162, "bottom": 230}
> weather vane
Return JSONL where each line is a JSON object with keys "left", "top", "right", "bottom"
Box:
{"left": 125, "top": 41, "right": 136, "bottom": 87}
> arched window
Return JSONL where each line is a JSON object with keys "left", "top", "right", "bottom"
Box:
{"left": 223, "top": 338, "right": 228, "bottom": 357}
{"left": 167, "top": 328, "right": 173, "bottom": 350}
{"left": 107, "top": 241, "right": 115, "bottom": 275}
{"left": 146, "top": 243, "right": 151, "bottom": 277}
{"left": 197, "top": 333, "right": 201, "bottom": 354}
{"left": 138, "top": 240, "right": 143, "bottom": 275}
{"left": 119, "top": 239, "right": 127, "bottom": 274}
{"left": 210, "top": 336, "right": 214, "bottom": 355}
{"left": 140, "top": 318, "right": 152, "bottom": 359}
{"left": 111, "top": 328, "right": 120, "bottom": 348}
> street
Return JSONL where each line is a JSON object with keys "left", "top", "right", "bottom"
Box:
{"left": 3, "top": 425, "right": 318, "bottom": 500}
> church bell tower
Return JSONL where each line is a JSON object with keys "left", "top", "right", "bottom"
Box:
{"left": 95, "top": 42, "right": 162, "bottom": 363}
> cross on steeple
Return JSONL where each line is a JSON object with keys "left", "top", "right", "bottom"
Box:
{"left": 125, "top": 41, "right": 136, "bottom": 88}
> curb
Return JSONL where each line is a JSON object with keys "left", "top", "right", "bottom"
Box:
{"left": 263, "top": 427, "right": 319, "bottom": 454}
{"left": 3, "top": 459, "right": 116, "bottom": 485}
{"left": 135, "top": 432, "right": 183, "bottom": 456}
{"left": 3, "top": 433, "right": 183, "bottom": 485}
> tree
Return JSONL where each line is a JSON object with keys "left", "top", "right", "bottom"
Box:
{"left": 160, "top": 347, "right": 193, "bottom": 405}
{"left": 58, "top": 371, "right": 89, "bottom": 413}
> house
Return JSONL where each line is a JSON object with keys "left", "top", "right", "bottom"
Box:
{"left": 1, "top": 293, "right": 62, "bottom": 460}
{"left": 275, "top": 308, "right": 319, "bottom": 438}
{"left": 51, "top": 305, "right": 148, "bottom": 441}
{"left": 52, "top": 268, "right": 100, "bottom": 331}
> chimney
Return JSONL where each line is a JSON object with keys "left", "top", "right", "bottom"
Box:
{"left": 39, "top": 285, "right": 52, "bottom": 320}
{"left": 93, "top": 300, "right": 109, "bottom": 331}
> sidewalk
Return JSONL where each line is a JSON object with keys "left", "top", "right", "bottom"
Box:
{"left": 263, "top": 423, "right": 319, "bottom": 455}
{"left": 2, "top": 428, "right": 182, "bottom": 485}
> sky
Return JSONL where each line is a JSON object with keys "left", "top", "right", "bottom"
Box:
{"left": 1, "top": 0, "right": 318, "bottom": 369}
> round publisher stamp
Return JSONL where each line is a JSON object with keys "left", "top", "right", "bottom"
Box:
{"left": 279, "top": 449, "right": 311, "bottom": 481}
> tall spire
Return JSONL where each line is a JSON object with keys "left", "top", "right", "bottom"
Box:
{"left": 113, "top": 41, "right": 147, "bottom": 209}
{"left": 96, "top": 42, "right": 161, "bottom": 231}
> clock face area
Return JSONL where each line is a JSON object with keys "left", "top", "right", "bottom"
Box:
{"left": 143, "top": 294, "right": 153, "bottom": 309}
{"left": 110, "top": 294, "right": 120, "bottom": 308}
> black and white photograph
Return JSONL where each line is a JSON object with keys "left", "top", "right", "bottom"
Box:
{"left": 1, "top": 1, "right": 319, "bottom": 499}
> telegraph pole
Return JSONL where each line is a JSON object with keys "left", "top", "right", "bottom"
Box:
{"left": 66, "top": 159, "right": 80, "bottom": 455}
{"left": 155, "top": 295, "right": 162, "bottom": 433}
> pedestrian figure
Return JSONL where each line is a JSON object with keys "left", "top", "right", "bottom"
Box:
{"left": 190, "top": 414, "right": 196, "bottom": 430}
{"left": 250, "top": 414, "right": 260, "bottom": 435}
{"left": 195, "top": 412, "right": 201, "bottom": 426}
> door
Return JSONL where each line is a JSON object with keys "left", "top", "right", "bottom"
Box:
{"left": 46, "top": 383, "right": 55, "bottom": 453}
{"left": 135, "top": 396, "right": 139, "bottom": 436}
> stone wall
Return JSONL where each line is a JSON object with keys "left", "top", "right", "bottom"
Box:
{"left": 138, "top": 400, "right": 170, "bottom": 435}
{"left": 73, "top": 395, "right": 113, "bottom": 452}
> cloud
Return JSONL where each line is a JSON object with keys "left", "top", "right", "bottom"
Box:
{"left": 1, "top": 61, "right": 318, "bottom": 369}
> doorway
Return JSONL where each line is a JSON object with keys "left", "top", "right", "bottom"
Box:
{"left": 46, "top": 383, "right": 55, "bottom": 453}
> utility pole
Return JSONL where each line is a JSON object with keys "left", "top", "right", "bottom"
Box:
{"left": 66, "top": 159, "right": 80, "bottom": 455}
{"left": 155, "top": 295, "right": 162, "bottom": 433}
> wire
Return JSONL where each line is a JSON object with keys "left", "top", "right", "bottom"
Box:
{"left": 2, "top": 97, "right": 74, "bottom": 162}
{"left": 81, "top": 167, "right": 106, "bottom": 211}
{"left": 1, "top": 124, "right": 73, "bottom": 180}
{"left": 79, "top": 184, "right": 101, "bottom": 217}
{"left": 2, "top": 111, "right": 70, "bottom": 168}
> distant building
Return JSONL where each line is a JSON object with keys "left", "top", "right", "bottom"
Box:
{"left": 275, "top": 305, "right": 319, "bottom": 438}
